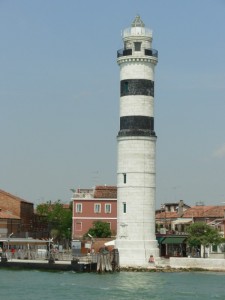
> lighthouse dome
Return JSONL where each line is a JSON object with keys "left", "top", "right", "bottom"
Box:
{"left": 122, "top": 15, "right": 152, "bottom": 39}
{"left": 131, "top": 15, "right": 145, "bottom": 28}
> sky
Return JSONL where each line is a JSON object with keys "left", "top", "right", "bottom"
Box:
{"left": 0, "top": 0, "right": 225, "bottom": 208}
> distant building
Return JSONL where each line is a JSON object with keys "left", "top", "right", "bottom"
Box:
{"left": 0, "top": 189, "right": 34, "bottom": 237}
{"left": 182, "top": 204, "right": 225, "bottom": 236}
{"left": 31, "top": 213, "right": 49, "bottom": 239}
{"left": 156, "top": 200, "right": 191, "bottom": 233}
{"left": 156, "top": 201, "right": 225, "bottom": 258}
{"left": 0, "top": 208, "right": 21, "bottom": 238}
{"left": 72, "top": 186, "right": 117, "bottom": 239}
{"left": 33, "top": 202, "right": 72, "bottom": 240}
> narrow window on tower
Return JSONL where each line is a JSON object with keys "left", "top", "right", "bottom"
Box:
{"left": 134, "top": 42, "right": 141, "bottom": 51}
{"left": 123, "top": 202, "right": 127, "bottom": 214}
{"left": 124, "top": 81, "right": 129, "bottom": 93}
{"left": 123, "top": 173, "right": 126, "bottom": 184}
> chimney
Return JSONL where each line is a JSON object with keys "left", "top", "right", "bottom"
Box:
{"left": 178, "top": 200, "right": 184, "bottom": 217}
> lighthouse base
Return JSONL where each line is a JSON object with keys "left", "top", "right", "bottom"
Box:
{"left": 115, "top": 239, "right": 159, "bottom": 267}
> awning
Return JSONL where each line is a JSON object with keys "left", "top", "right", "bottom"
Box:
{"left": 104, "top": 240, "right": 115, "bottom": 246}
{"left": 172, "top": 218, "right": 192, "bottom": 225}
{"left": 2, "top": 238, "right": 51, "bottom": 245}
{"left": 156, "top": 237, "right": 165, "bottom": 243}
{"left": 162, "top": 237, "right": 186, "bottom": 244}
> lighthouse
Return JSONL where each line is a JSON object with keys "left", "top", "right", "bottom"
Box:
{"left": 115, "top": 15, "right": 159, "bottom": 267}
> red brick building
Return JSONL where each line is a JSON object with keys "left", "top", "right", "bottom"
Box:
{"left": 72, "top": 186, "right": 117, "bottom": 239}
{"left": 0, "top": 209, "right": 21, "bottom": 238}
{"left": 0, "top": 189, "right": 34, "bottom": 237}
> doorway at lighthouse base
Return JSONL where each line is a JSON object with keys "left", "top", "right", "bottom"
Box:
{"left": 115, "top": 239, "right": 159, "bottom": 267}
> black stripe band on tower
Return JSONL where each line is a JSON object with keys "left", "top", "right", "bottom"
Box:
{"left": 120, "top": 116, "right": 154, "bottom": 130}
{"left": 120, "top": 79, "right": 154, "bottom": 97}
{"left": 118, "top": 116, "right": 156, "bottom": 137}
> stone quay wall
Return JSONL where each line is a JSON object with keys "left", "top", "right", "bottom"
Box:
{"left": 170, "top": 257, "right": 225, "bottom": 271}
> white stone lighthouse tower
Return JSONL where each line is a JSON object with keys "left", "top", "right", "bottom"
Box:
{"left": 115, "top": 15, "right": 159, "bottom": 267}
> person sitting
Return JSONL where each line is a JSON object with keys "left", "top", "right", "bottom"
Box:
{"left": 148, "top": 255, "right": 155, "bottom": 263}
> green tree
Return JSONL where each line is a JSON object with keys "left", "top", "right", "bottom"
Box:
{"left": 36, "top": 200, "right": 72, "bottom": 242}
{"left": 85, "top": 221, "right": 111, "bottom": 238}
{"left": 187, "top": 222, "right": 223, "bottom": 257}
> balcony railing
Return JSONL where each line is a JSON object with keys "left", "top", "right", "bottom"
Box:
{"left": 117, "top": 48, "right": 132, "bottom": 58}
{"left": 117, "top": 48, "right": 158, "bottom": 58}
{"left": 145, "top": 48, "right": 158, "bottom": 58}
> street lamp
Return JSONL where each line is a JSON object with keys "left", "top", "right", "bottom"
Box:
{"left": 48, "top": 238, "right": 54, "bottom": 264}
{"left": 87, "top": 234, "right": 95, "bottom": 254}
{"left": 7, "top": 232, "right": 13, "bottom": 251}
{"left": 5, "top": 233, "right": 14, "bottom": 262}
{"left": 67, "top": 228, "right": 71, "bottom": 250}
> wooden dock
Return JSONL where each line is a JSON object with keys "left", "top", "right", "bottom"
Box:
{"left": 0, "top": 248, "right": 119, "bottom": 273}
{"left": 0, "top": 258, "right": 97, "bottom": 272}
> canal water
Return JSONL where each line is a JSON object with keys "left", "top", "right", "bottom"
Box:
{"left": 0, "top": 269, "right": 225, "bottom": 299}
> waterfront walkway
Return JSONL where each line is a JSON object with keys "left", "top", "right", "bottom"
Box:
{"left": 2, "top": 255, "right": 225, "bottom": 272}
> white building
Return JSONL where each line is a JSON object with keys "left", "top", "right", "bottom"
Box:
{"left": 115, "top": 16, "right": 159, "bottom": 267}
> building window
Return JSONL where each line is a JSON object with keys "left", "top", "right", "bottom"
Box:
{"left": 107, "top": 222, "right": 111, "bottom": 229}
{"left": 105, "top": 204, "right": 111, "bottom": 214}
{"left": 94, "top": 203, "right": 101, "bottom": 213}
{"left": 134, "top": 42, "right": 141, "bottom": 51}
{"left": 75, "top": 222, "right": 82, "bottom": 231}
{"left": 123, "top": 173, "right": 126, "bottom": 184}
{"left": 76, "top": 203, "right": 82, "bottom": 213}
{"left": 123, "top": 202, "right": 126, "bottom": 213}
